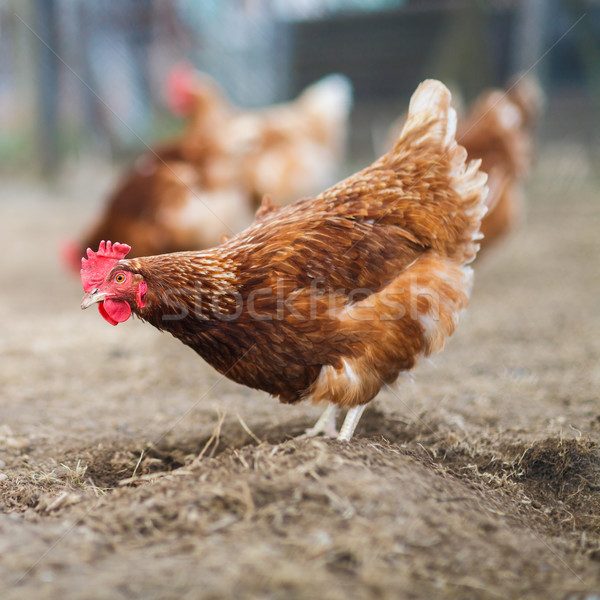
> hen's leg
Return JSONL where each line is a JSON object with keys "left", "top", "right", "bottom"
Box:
{"left": 301, "top": 405, "right": 339, "bottom": 438}
{"left": 337, "top": 405, "right": 367, "bottom": 441}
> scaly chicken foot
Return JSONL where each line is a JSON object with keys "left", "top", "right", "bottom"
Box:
{"left": 337, "top": 405, "right": 367, "bottom": 442}
{"left": 300, "top": 404, "right": 367, "bottom": 441}
{"left": 300, "top": 405, "right": 339, "bottom": 438}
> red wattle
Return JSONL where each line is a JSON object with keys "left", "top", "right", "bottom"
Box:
{"left": 98, "top": 303, "right": 118, "bottom": 326}
{"left": 98, "top": 300, "right": 131, "bottom": 326}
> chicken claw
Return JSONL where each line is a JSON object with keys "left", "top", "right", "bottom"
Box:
{"left": 299, "top": 405, "right": 339, "bottom": 439}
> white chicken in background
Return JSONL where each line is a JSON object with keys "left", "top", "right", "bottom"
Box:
{"left": 229, "top": 74, "right": 354, "bottom": 207}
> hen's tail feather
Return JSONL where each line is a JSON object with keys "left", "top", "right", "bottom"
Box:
{"left": 397, "top": 79, "right": 489, "bottom": 264}
{"left": 399, "top": 79, "right": 458, "bottom": 151}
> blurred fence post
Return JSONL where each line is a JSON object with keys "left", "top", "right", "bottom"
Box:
{"left": 511, "top": 0, "right": 550, "bottom": 78}
{"left": 11, "top": 0, "right": 37, "bottom": 150}
{"left": 35, "top": 0, "right": 60, "bottom": 177}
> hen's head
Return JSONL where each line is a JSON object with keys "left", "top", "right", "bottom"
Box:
{"left": 80, "top": 241, "right": 147, "bottom": 326}
{"left": 166, "top": 63, "right": 198, "bottom": 116}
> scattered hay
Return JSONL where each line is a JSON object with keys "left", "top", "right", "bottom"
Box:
{"left": 515, "top": 437, "right": 600, "bottom": 532}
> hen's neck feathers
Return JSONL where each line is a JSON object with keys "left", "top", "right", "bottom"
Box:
{"left": 127, "top": 251, "right": 240, "bottom": 327}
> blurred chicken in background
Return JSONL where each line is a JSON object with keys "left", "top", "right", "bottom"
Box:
{"left": 61, "top": 68, "right": 249, "bottom": 270}
{"left": 231, "top": 73, "right": 353, "bottom": 207}
{"left": 62, "top": 67, "right": 353, "bottom": 270}
{"left": 457, "top": 75, "right": 544, "bottom": 250}
{"left": 171, "top": 65, "right": 353, "bottom": 206}
{"left": 384, "top": 75, "right": 544, "bottom": 254}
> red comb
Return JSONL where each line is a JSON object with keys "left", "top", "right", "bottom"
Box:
{"left": 81, "top": 240, "right": 131, "bottom": 293}
{"left": 166, "top": 63, "right": 196, "bottom": 115}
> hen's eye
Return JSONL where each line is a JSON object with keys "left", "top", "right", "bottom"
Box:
{"left": 115, "top": 273, "right": 126, "bottom": 284}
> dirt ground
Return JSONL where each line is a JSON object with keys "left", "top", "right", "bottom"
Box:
{"left": 1, "top": 145, "right": 600, "bottom": 600}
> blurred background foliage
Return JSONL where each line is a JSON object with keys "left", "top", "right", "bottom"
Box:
{"left": 1, "top": 0, "right": 599, "bottom": 176}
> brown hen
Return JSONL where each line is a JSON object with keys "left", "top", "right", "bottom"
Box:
{"left": 81, "top": 80, "right": 488, "bottom": 441}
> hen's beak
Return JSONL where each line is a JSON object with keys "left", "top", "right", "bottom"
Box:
{"left": 81, "top": 289, "right": 107, "bottom": 310}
